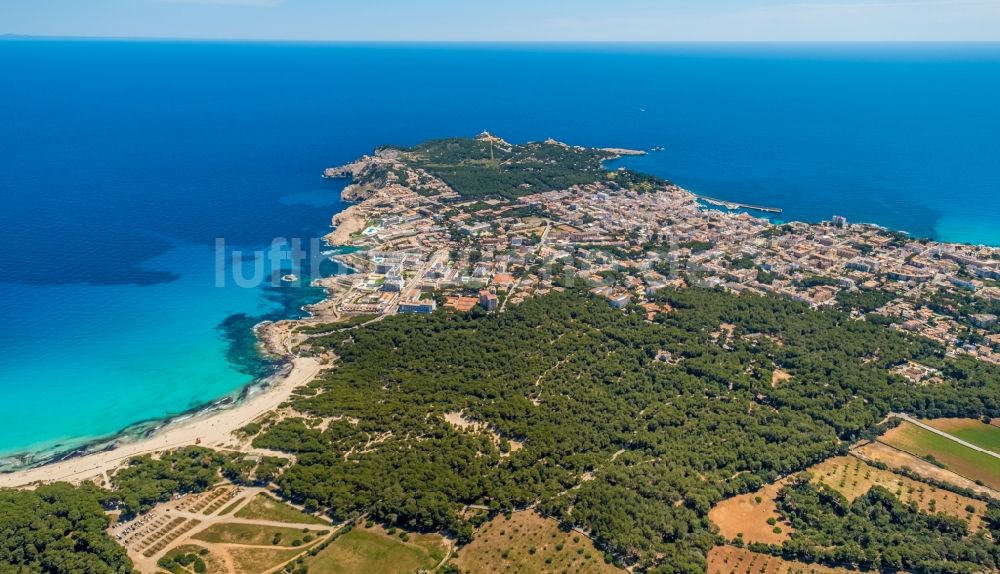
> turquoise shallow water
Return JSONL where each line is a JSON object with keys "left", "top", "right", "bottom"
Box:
{"left": 0, "top": 228, "right": 341, "bottom": 464}
{"left": 0, "top": 245, "right": 270, "bottom": 456}
{"left": 1, "top": 41, "right": 998, "bottom": 465}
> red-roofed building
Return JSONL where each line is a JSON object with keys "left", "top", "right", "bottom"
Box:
{"left": 480, "top": 290, "right": 498, "bottom": 312}
{"left": 445, "top": 296, "right": 480, "bottom": 313}
{"left": 492, "top": 273, "right": 516, "bottom": 289}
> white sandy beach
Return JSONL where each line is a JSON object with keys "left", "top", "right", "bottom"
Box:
{"left": 0, "top": 356, "right": 322, "bottom": 489}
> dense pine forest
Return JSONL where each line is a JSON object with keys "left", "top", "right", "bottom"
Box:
{"left": 250, "top": 288, "right": 999, "bottom": 573}
{"left": 392, "top": 137, "right": 663, "bottom": 199}
{"left": 0, "top": 484, "right": 133, "bottom": 574}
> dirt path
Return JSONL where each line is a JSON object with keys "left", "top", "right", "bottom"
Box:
{"left": 166, "top": 510, "right": 330, "bottom": 531}
{"left": 124, "top": 487, "right": 257, "bottom": 573}
{"left": 431, "top": 538, "right": 456, "bottom": 572}
{"left": 124, "top": 486, "right": 338, "bottom": 574}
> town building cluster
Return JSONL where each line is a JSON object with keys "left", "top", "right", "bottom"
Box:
{"left": 313, "top": 152, "right": 1000, "bottom": 368}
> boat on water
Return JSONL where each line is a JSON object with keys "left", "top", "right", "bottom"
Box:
{"left": 281, "top": 274, "right": 298, "bottom": 283}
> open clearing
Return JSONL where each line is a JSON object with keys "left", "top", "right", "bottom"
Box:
{"left": 304, "top": 525, "right": 447, "bottom": 574}
{"left": 444, "top": 411, "right": 524, "bottom": 454}
{"left": 923, "top": 418, "right": 1000, "bottom": 454}
{"left": 770, "top": 369, "right": 792, "bottom": 387}
{"left": 233, "top": 493, "right": 329, "bottom": 525}
{"left": 227, "top": 546, "right": 305, "bottom": 573}
{"left": 159, "top": 540, "right": 308, "bottom": 574}
{"left": 708, "top": 481, "right": 791, "bottom": 545}
{"left": 192, "top": 523, "right": 327, "bottom": 547}
{"left": 115, "top": 485, "right": 332, "bottom": 574}
{"left": 452, "top": 510, "right": 623, "bottom": 574}
{"left": 707, "top": 545, "right": 855, "bottom": 574}
{"left": 810, "top": 456, "right": 987, "bottom": 530}
{"left": 880, "top": 421, "right": 1000, "bottom": 490}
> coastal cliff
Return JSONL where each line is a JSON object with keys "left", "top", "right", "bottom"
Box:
{"left": 326, "top": 204, "right": 367, "bottom": 245}
{"left": 324, "top": 149, "right": 404, "bottom": 202}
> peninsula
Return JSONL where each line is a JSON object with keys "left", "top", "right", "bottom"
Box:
{"left": 300, "top": 132, "right": 1000, "bottom": 367}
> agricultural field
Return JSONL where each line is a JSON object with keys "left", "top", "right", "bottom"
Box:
{"left": 880, "top": 421, "right": 1000, "bottom": 490}
{"left": 707, "top": 545, "right": 855, "bottom": 574}
{"left": 853, "top": 441, "right": 997, "bottom": 499}
{"left": 304, "top": 525, "right": 448, "bottom": 574}
{"left": 233, "top": 493, "right": 329, "bottom": 525}
{"left": 709, "top": 450, "right": 993, "bottom": 556}
{"left": 707, "top": 481, "right": 792, "bottom": 545}
{"left": 809, "top": 456, "right": 988, "bottom": 530}
{"left": 451, "top": 510, "right": 622, "bottom": 574}
{"left": 923, "top": 418, "right": 1000, "bottom": 453}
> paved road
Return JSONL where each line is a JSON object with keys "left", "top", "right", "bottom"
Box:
{"left": 890, "top": 413, "right": 1000, "bottom": 460}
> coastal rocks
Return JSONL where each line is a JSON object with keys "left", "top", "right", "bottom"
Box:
{"left": 599, "top": 147, "right": 647, "bottom": 156}
{"left": 543, "top": 137, "right": 645, "bottom": 158}
{"left": 324, "top": 151, "right": 407, "bottom": 202}
{"left": 326, "top": 204, "right": 368, "bottom": 245}
{"left": 327, "top": 157, "right": 382, "bottom": 202}
{"left": 321, "top": 160, "right": 364, "bottom": 179}
{"left": 340, "top": 183, "right": 377, "bottom": 203}
{"left": 254, "top": 319, "right": 302, "bottom": 358}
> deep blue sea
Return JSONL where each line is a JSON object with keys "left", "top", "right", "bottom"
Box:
{"left": 1, "top": 41, "right": 998, "bottom": 465}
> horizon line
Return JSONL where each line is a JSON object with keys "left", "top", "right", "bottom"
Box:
{"left": 4, "top": 34, "right": 1000, "bottom": 45}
